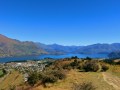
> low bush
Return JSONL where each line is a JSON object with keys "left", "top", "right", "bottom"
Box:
{"left": 82, "top": 61, "right": 99, "bottom": 72}
{"left": 101, "top": 64, "right": 109, "bottom": 72}
{"left": 62, "top": 64, "right": 72, "bottom": 70}
{"left": 52, "top": 70, "right": 66, "bottom": 80}
{"left": 103, "top": 59, "right": 115, "bottom": 65}
{"left": 38, "top": 69, "right": 66, "bottom": 87}
{"left": 70, "top": 59, "right": 80, "bottom": 69}
{"left": 116, "top": 61, "right": 120, "bottom": 65}
{"left": 28, "top": 69, "right": 67, "bottom": 86}
{"left": 71, "top": 56, "right": 78, "bottom": 59}
{"left": 86, "top": 57, "right": 92, "bottom": 60}
{"left": 73, "top": 82, "right": 96, "bottom": 90}
{"left": 27, "top": 72, "right": 39, "bottom": 86}
{"left": 42, "top": 75, "right": 58, "bottom": 84}
{"left": 0, "top": 69, "right": 7, "bottom": 78}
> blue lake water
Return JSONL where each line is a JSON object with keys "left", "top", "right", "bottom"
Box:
{"left": 0, "top": 54, "right": 108, "bottom": 63}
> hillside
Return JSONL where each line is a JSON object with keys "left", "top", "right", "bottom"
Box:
{"left": 1, "top": 59, "right": 119, "bottom": 90}
{"left": 108, "top": 51, "right": 120, "bottom": 58}
{"left": 75, "top": 43, "right": 120, "bottom": 54}
{"left": 37, "top": 43, "right": 120, "bottom": 55}
{"left": 36, "top": 43, "right": 80, "bottom": 54}
{"left": 0, "top": 34, "right": 46, "bottom": 57}
{"left": 1, "top": 34, "right": 120, "bottom": 57}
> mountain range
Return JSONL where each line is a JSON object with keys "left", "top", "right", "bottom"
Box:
{"left": 0, "top": 34, "right": 120, "bottom": 57}
{"left": 0, "top": 34, "right": 47, "bottom": 57}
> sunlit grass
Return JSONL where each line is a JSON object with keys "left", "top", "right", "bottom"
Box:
{"left": 34, "top": 70, "right": 114, "bottom": 90}
{"left": 108, "top": 65, "right": 120, "bottom": 78}
{"left": 0, "top": 70, "right": 24, "bottom": 90}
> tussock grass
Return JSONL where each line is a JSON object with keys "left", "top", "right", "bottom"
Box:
{"left": 0, "top": 70, "right": 24, "bottom": 90}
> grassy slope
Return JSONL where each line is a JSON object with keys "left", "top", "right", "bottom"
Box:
{"left": 108, "top": 65, "right": 120, "bottom": 78}
{"left": 0, "top": 70, "right": 24, "bottom": 90}
{"left": 33, "top": 70, "right": 115, "bottom": 90}
{"left": 0, "top": 70, "right": 116, "bottom": 90}
{"left": 0, "top": 61, "right": 119, "bottom": 90}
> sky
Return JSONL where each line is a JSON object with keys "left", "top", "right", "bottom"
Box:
{"left": 0, "top": 0, "right": 120, "bottom": 46}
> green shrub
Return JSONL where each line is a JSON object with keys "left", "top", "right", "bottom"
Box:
{"left": 27, "top": 69, "right": 67, "bottom": 86}
{"left": 82, "top": 61, "right": 99, "bottom": 72}
{"left": 62, "top": 64, "right": 72, "bottom": 70}
{"left": 73, "top": 82, "right": 96, "bottom": 90}
{"left": 101, "top": 64, "right": 109, "bottom": 72}
{"left": 52, "top": 70, "right": 66, "bottom": 80}
{"left": 42, "top": 75, "right": 58, "bottom": 84}
{"left": 38, "top": 70, "right": 66, "bottom": 86}
{"left": 70, "top": 59, "right": 80, "bottom": 69}
{"left": 38, "top": 72, "right": 45, "bottom": 80}
{"left": 71, "top": 56, "right": 78, "bottom": 59}
{"left": 86, "top": 57, "right": 92, "bottom": 60}
{"left": 0, "top": 69, "right": 7, "bottom": 78}
{"left": 116, "top": 61, "right": 120, "bottom": 65}
{"left": 27, "top": 72, "right": 39, "bottom": 86}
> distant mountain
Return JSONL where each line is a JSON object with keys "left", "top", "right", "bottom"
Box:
{"left": 36, "top": 43, "right": 81, "bottom": 54}
{"left": 36, "top": 43, "right": 120, "bottom": 55}
{"left": 75, "top": 43, "right": 120, "bottom": 54}
{"left": 108, "top": 51, "right": 120, "bottom": 58}
{"left": 1, "top": 34, "right": 120, "bottom": 58}
{"left": 0, "top": 34, "right": 47, "bottom": 57}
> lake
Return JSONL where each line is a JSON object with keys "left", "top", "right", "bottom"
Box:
{"left": 0, "top": 54, "right": 108, "bottom": 63}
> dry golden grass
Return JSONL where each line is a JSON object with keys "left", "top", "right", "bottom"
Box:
{"left": 108, "top": 65, "right": 120, "bottom": 78}
{"left": 0, "top": 70, "right": 24, "bottom": 90}
{"left": 33, "top": 70, "right": 115, "bottom": 90}
{"left": 1, "top": 60, "right": 119, "bottom": 90}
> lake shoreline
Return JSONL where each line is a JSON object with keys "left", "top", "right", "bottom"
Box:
{"left": 0, "top": 54, "right": 108, "bottom": 63}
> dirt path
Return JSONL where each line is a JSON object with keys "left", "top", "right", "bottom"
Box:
{"left": 102, "top": 72, "right": 120, "bottom": 90}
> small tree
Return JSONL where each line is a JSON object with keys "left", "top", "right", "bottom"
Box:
{"left": 86, "top": 57, "right": 92, "bottom": 60}
{"left": 71, "top": 56, "right": 78, "bottom": 59}
{"left": 27, "top": 72, "right": 39, "bottom": 86}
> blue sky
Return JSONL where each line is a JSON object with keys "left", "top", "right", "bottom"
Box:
{"left": 0, "top": 0, "right": 120, "bottom": 45}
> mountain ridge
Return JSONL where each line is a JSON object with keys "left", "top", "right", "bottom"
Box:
{"left": 0, "top": 34, "right": 47, "bottom": 57}
{"left": 37, "top": 43, "right": 120, "bottom": 55}
{"left": 0, "top": 34, "right": 120, "bottom": 57}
